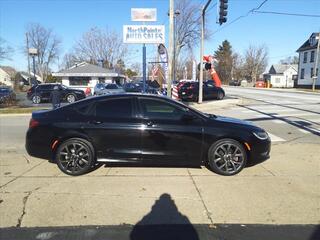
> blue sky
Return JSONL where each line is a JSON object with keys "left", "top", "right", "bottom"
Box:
{"left": 0, "top": 0, "right": 319, "bottom": 72}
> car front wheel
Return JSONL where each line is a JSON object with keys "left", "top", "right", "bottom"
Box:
{"left": 55, "top": 138, "right": 95, "bottom": 176}
{"left": 66, "top": 94, "right": 76, "bottom": 103}
{"left": 208, "top": 139, "right": 247, "bottom": 176}
{"left": 217, "top": 91, "right": 224, "bottom": 100}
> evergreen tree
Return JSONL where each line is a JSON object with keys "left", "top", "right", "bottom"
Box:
{"left": 214, "top": 40, "right": 233, "bottom": 84}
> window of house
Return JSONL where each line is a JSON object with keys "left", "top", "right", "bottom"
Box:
{"left": 300, "top": 68, "right": 305, "bottom": 79}
{"left": 316, "top": 68, "right": 319, "bottom": 77}
{"left": 69, "top": 77, "right": 91, "bottom": 86}
{"left": 303, "top": 52, "right": 308, "bottom": 63}
{"left": 311, "top": 68, "right": 314, "bottom": 78}
{"left": 95, "top": 98, "right": 133, "bottom": 119}
{"left": 310, "top": 51, "right": 315, "bottom": 62}
{"left": 275, "top": 78, "right": 280, "bottom": 83}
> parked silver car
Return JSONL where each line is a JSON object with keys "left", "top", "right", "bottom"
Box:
{"left": 94, "top": 83, "right": 125, "bottom": 95}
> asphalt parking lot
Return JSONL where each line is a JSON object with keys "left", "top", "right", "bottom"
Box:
{"left": 0, "top": 90, "right": 319, "bottom": 239}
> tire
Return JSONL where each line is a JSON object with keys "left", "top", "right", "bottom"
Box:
{"left": 55, "top": 138, "right": 95, "bottom": 176}
{"left": 32, "top": 95, "right": 41, "bottom": 104}
{"left": 217, "top": 91, "right": 224, "bottom": 100}
{"left": 66, "top": 94, "right": 76, "bottom": 103}
{"left": 208, "top": 139, "right": 247, "bottom": 176}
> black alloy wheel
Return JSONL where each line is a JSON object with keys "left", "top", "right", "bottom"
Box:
{"left": 56, "top": 138, "right": 95, "bottom": 176}
{"left": 208, "top": 139, "right": 247, "bottom": 176}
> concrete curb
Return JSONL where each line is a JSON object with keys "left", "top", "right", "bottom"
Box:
{"left": 224, "top": 86, "right": 320, "bottom": 95}
{"left": 0, "top": 113, "right": 32, "bottom": 117}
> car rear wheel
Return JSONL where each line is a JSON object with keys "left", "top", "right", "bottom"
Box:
{"left": 32, "top": 95, "right": 41, "bottom": 104}
{"left": 55, "top": 138, "right": 95, "bottom": 176}
{"left": 66, "top": 94, "right": 76, "bottom": 103}
{"left": 208, "top": 139, "right": 247, "bottom": 176}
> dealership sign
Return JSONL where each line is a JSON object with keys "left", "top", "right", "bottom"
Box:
{"left": 123, "top": 25, "right": 165, "bottom": 44}
{"left": 131, "top": 8, "right": 157, "bottom": 22}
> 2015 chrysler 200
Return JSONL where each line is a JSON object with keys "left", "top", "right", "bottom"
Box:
{"left": 26, "top": 93, "right": 271, "bottom": 176}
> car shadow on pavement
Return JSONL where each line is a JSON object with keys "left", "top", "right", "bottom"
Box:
{"left": 130, "top": 193, "right": 199, "bottom": 240}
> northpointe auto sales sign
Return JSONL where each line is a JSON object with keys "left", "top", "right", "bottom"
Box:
{"left": 123, "top": 25, "right": 165, "bottom": 44}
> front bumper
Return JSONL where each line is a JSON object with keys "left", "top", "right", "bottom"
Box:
{"left": 247, "top": 138, "right": 271, "bottom": 165}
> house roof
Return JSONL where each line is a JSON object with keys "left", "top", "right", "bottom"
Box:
{"left": 53, "top": 62, "right": 125, "bottom": 77}
{"left": 0, "top": 66, "right": 17, "bottom": 76}
{"left": 296, "top": 32, "right": 319, "bottom": 52}
{"left": 269, "top": 64, "right": 298, "bottom": 74}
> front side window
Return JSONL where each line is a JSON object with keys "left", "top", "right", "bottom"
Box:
{"left": 139, "top": 98, "right": 185, "bottom": 121}
{"left": 95, "top": 98, "right": 133, "bottom": 119}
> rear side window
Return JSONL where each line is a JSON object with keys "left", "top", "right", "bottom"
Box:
{"left": 38, "top": 85, "right": 54, "bottom": 90}
{"left": 95, "top": 98, "right": 133, "bottom": 119}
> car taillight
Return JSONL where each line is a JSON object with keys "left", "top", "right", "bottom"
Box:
{"left": 27, "top": 89, "right": 32, "bottom": 94}
{"left": 29, "top": 118, "right": 39, "bottom": 128}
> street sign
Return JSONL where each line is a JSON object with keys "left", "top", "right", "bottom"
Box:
{"left": 28, "top": 48, "right": 38, "bottom": 55}
{"left": 123, "top": 25, "right": 165, "bottom": 44}
{"left": 131, "top": 8, "right": 157, "bottom": 22}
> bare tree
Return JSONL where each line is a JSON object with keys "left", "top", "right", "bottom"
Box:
{"left": 243, "top": 44, "right": 268, "bottom": 82}
{"left": 174, "top": 0, "right": 210, "bottom": 60}
{"left": 232, "top": 52, "right": 245, "bottom": 80}
{"left": 25, "top": 23, "right": 61, "bottom": 81}
{"left": 72, "top": 27, "right": 127, "bottom": 68}
{"left": 0, "top": 37, "right": 14, "bottom": 61}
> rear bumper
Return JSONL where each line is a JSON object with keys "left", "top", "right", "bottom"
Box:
{"left": 25, "top": 129, "right": 53, "bottom": 161}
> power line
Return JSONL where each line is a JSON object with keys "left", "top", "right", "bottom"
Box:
{"left": 212, "top": 0, "right": 269, "bottom": 34}
{"left": 253, "top": 10, "right": 320, "bottom": 18}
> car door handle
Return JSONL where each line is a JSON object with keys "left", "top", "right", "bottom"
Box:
{"left": 146, "top": 121, "right": 155, "bottom": 127}
{"left": 89, "top": 120, "right": 103, "bottom": 125}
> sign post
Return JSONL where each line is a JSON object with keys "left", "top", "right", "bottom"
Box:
{"left": 124, "top": 8, "right": 164, "bottom": 93}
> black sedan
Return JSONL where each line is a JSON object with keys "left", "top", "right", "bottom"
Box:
{"left": 179, "top": 81, "right": 225, "bottom": 101}
{"left": 26, "top": 93, "right": 270, "bottom": 176}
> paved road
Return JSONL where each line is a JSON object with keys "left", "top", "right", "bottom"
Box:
{"left": 0, "top": 91, "right": 319, "bottom": 239}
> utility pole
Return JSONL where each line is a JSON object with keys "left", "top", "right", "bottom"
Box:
{"left": 168, "top": 0, "right": 174, "bottom": 98}
{"left": 199, "top": 0, "right": 212, "bottom": 103}
{"left": 26, "top": 33, "right": 31, "bottom": 84}
{"left": 312, "top": 33, "right": 320, "bottom": 91}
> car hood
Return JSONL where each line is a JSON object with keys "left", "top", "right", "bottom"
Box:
{"left": 213, "top": 115, "right": 259, "bottom": 129}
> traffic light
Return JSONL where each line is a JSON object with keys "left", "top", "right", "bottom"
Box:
{"left": 218, "top": 0, "right": 228, "bottom": 25}
{"left": 198, "top": 62, "right": 212, "bottom": 71}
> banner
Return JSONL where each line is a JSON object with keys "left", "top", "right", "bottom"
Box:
{"left": 158, "top": 44, "right": 168, "bottom": 84}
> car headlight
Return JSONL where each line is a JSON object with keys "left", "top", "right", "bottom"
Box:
{"left": 253, "top": 131, "right": 269, "bottom": 140}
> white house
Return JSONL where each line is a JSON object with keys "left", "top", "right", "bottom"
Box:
{"left": 53, "top": 62, "right": 126, "bottom": 92}
{"left": 0, "top": 66, "right": 16, "bottom": 86}
{"left": 266, "top": 64, "right": 298, "bottom": 88}
{"left": 296, "top": 32, "right": 320, "bottom": 89}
